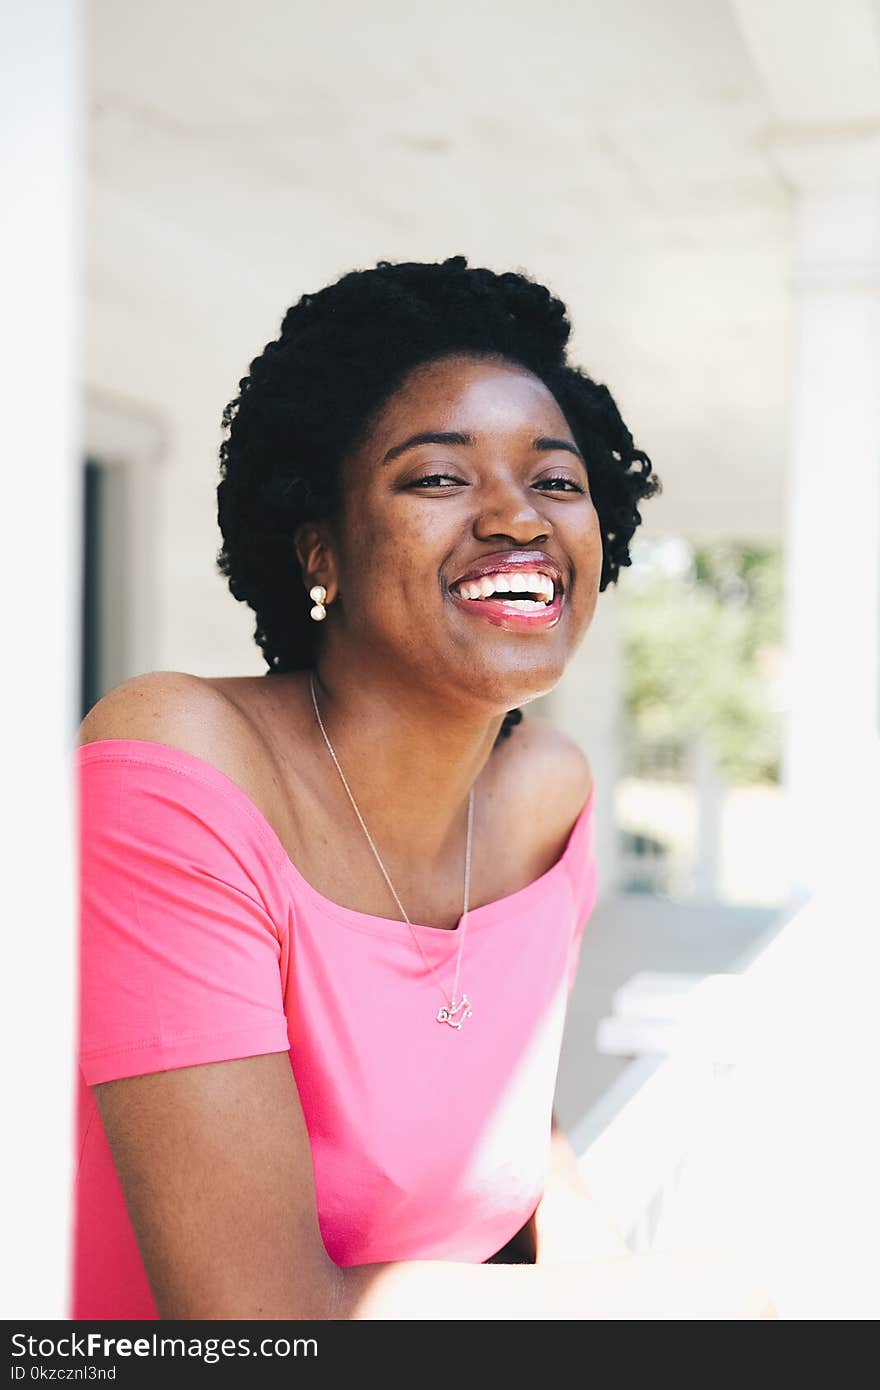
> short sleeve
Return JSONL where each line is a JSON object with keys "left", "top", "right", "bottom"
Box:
{"left": 76, "top": 743, "right": 291, "bottom": 1085}
{"left": 563, "top": 788, "right": 600, "bottom": 996}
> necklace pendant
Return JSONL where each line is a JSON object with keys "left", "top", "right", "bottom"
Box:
{"left": 436, "top": 995, "right": 473, "bottom": 1030}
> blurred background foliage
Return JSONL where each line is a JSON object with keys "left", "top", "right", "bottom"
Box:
{"left": 621, "top": 539, "right": 784, "bottom": 785}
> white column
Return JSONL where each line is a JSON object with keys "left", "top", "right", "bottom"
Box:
{"left": 0, "top": 1, "right": 81, "bottom": 1317}
{"left": 775, "top": 134, "right": 880, "bottom": 896}
{"left": 689, "top": 732, "right": 725, "bottom": 903}
{"left": 730, "top": 0, "right": 880, "bottom": 896}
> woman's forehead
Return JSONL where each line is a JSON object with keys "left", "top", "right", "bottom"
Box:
{"left": 369, "top": 356, "right": 568, "bottom": 441}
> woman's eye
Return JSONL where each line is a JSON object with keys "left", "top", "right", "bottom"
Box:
{"left": 536, "top": 476, "right": 585, "bottom": 492}
{"left": 407, "top": 473, "right": 464, "bottom": 488}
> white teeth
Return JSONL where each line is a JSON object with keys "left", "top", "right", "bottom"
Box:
{"left": 454, "top": 569, "right": 557, "bottom": 603}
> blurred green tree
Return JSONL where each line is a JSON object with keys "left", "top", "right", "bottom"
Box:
{"left": 621, "top": 541, "right": 783, "bottom": 784}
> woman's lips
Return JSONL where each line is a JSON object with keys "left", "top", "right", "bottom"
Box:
{"left": 448, "top": 588, "right": 564, "bottom": 631}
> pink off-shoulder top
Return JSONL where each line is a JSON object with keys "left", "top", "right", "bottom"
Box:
{"left": 71, "top": 738, "right": 599, "bottom": 1319}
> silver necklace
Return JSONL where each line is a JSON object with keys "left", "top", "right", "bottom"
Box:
{"left": 308, "top": 671, "right": 474, "bottom": 1031}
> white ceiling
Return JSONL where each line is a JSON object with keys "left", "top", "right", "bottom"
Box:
{"left": 85, "top": 0, "right": 879, "bottom": 543}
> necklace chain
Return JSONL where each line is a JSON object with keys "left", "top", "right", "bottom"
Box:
{"left": 308, "top": 672, "right": 474, "bottom": 1028}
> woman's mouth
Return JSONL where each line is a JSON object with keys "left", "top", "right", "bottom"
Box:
{"left": 448, "top": 574, "right": 565, "bottom": 631}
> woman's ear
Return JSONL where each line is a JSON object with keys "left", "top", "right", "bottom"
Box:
{"left": 293, "top": 523, "right": 338, "bottom": 601}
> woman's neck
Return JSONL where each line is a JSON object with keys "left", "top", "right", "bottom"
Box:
{"left": 303, "top": 657, "right": 509, "bottom": 870}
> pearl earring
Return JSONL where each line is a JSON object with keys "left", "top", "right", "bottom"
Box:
{"left": 309, "top": 585, "right": 327, "bottom": 622}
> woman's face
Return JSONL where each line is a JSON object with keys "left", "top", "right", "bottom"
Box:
{"left": 325, "top": 354, "right": 603, "bottom": 714}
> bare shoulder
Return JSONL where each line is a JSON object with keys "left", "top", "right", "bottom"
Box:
{"left": 504, "top": 710, "right": 594, "bottom": 823}
{"left": 76, "top": 669, "right": 262, "bottom": 792}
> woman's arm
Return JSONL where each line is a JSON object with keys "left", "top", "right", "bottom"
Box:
{"left": 530, "top": 1110, "right": 632, "bottom": 1263}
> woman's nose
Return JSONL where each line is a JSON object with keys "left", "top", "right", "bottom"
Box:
{"left": 471, "top": 479, "right": 553, "bottom": 545}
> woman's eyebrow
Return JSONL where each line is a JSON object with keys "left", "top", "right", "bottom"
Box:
{"left": 533, "top": 436, "right": 584, "bottom": 462}
{"left": 381, "top": 431, "right": 584, "bottom": 464}
{"left": 382, "top": 431, "right": 472, "bottom": 463}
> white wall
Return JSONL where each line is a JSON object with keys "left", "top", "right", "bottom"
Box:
{"left": 1, "top": 0, "right": 81, "bottom": 1320}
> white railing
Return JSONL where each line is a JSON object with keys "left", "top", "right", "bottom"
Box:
{"left": 570, "top": 853, "right": 880, "bottom": 1319}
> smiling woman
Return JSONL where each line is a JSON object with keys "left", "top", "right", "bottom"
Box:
{"left": 70, "top": 257, "right": 697, "bottom": 1321}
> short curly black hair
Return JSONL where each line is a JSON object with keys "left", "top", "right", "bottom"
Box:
{"left": 216, "top": 255, "right": 661, "bottom": 743}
